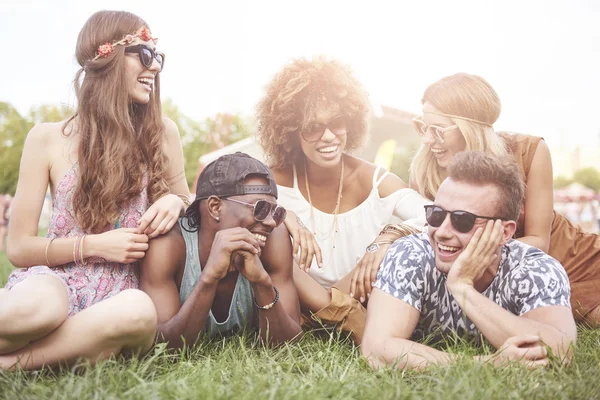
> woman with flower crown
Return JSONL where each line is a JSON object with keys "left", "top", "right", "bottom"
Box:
{"left": 256, "top": 57, "right": 429, "bottom": 343}
{"left": 0, "top": 10, "right": 190, "bottom": 370}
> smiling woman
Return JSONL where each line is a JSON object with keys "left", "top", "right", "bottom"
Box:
{"left": 256, "top": 56, "right": 429, "bottom": 343}
{"left": 0, "top": 10, "right": 189, "bottom": 371}
{"left": 408, "top": 72, "right": 600, "bottom": 327}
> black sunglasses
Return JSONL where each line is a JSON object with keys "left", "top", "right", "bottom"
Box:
{"left": 124, "top": 44, "right": 165, "bottom": 71}
{"left": 424, "top": 205, "right": 504, "bottom": 233}
{"left": 225, "top": 198, "right": 287, "bottom": 227}
{"left": 301, "top": 115, "right": 349, "bottom": 143}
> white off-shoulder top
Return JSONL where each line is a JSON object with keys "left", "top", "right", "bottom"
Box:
{"left": 277, "top": 165, "right": 430, "bottom": 288}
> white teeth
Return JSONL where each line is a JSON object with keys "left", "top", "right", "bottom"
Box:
{"left": 431, "top": 148, "right": 446, "bottom": 154}
{"left": 138, "top": 78, "right": 153, "bottom": 86}
{"left": 254, "top": 233, "right": 267, "bottom": 242}
{"left": 318, "top": 146, "right": 337, "bottom": 153}
{"left": 439, "top": 244, "right": 459, "bottom": 252}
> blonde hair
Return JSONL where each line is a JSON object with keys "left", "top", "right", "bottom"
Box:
{"left": 410, "top": 73, "right": 508, "bottom": 200}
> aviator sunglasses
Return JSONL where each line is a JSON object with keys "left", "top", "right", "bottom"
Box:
{"left": 302, "top": 115, "right": 349, "bottom": 143}
{"left": 412, "top": 116, "right": 457, "bottom": 143}
{"left": 424, "top": 205, "right": 505, "bottom": 233}
{"left": 124, "top": 44, "right": 165, "bottom": 71}
{"left": 225, "top": 198, "right": 287, "bottom": 227}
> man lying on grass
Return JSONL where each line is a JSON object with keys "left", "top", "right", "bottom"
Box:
{"left": 362, "top": 151, "right": 577, "bottom": 369}
{"left": 140, "top": 152, "right": 302, "bottom": 347}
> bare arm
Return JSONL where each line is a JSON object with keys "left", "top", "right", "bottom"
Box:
{"left": 139, "top": 227, "right": 218, "bottom": 348}
{"left": 446, "top": 219, "right": 575, "bottom": 362}
{"left": 361, "top": 289, "right": 453, "bottom": 370}
{"left": 254, "top": 224, "right": 303, "bottom": 345}
{"left": 162, "top": 117, "right": 190, "bottom": 198}
{"left": 7, "top": 124, "right": 53, "bottom": 267}
{"left": 448, "top": 283, "right": 576, "bottom": 361}
{"left": 136, "top": 118, "right": 190, "bottom": 238}
{"left": 518, "top": 141, "right": 553, "bottom": 252}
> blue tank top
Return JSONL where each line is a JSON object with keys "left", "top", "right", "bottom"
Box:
{"left": 178, "top": 217, "right": 256, "bottom": 337}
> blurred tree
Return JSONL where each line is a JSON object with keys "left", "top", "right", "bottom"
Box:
{"left": 0, "top": 103, "right": 30, "bottom": 194}
{"left": 553, "top": 176, "right": 573, "bottom": 189}
{"left": 389, "top": 143, "right": 419, "bottom": 183}
{"left": 0, "top": 103, "right": 73, "bottom": 195}
{"left": 573, "top": 167, "right": 600, "bottom": 192}
{"left": 162, "top": 99, "right": 252, "bottom": 189}
{"left": 1, "top": 99, "right": 251, "bottom": 194}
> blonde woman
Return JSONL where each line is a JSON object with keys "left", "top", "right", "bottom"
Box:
{"left": 379, "top": 73, "right": 600, "bottom": 326}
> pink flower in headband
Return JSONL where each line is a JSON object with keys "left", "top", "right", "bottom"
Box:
{"left": 91, "top": 26, "right": 158, "bottom": 62}
{"left": 97, "top": 42, "right": 114, "bottom": 57}
{"left": 140, "top": 27, "right": 152, "bottom": 42}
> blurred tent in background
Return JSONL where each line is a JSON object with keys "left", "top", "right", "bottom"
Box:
{"left": 554, "top": 182, "right": 598, "bottom": 202}
{"left": 554, "top": 182, "right": 600, "bottom": 233}
{"left": 191, "top": 104, "right": 419, "bottom": 193}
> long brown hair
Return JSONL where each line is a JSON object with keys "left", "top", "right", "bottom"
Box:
{"left": 65, "top": 10, "right": 169, "bottom": 233}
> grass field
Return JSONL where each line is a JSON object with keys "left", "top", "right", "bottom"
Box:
{"left": 0, "top": 251, "right": 599, "bottom": 399}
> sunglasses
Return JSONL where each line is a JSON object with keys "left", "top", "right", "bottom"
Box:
{"left": 412, "top": 116, "right": 457, "bottom": 143}
{"left": 225, "top": 198, "right": 287, "bottom": 227}
{"left": 301, "top": 115, "right": 349, "bottom": 143}
{"left": 124, "top": 44, "right": 165, "bottom": 71}
{"left": 424, "top": 205, "right": 504, "bottom": 233}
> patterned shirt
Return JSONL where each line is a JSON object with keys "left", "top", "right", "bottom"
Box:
{"left": 374, "top": 233, "right": 571, "bottom": 342}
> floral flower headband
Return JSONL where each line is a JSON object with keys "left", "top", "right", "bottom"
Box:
{"left": 92, "top": 26, "right": 158, "bottom": 61}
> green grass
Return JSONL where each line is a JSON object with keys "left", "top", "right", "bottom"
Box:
{"left": 1, "top": 252, "right": 600, "bottom": 399}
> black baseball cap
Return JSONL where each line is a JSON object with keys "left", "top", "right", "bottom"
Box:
{"left": 194, "top": 152, "right": 278, "bottom": 202}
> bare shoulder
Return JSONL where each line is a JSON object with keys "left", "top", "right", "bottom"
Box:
{"left": 26, "top": 121, "right": 66, "bottom": 146}
{"left": 162, "top": 116, "right": 181, "bottom": 140}
{"left": 271, "top": 165, "right": 294, "bottom": 188}
{"left": 143, "top": 222, "right": 187, "bottom": 278}
{"left": 345, "top": 155, "right": 408, "bottom": 197}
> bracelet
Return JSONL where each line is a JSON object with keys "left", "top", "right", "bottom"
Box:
{"left": 176, "top": 193, "right": 192, "bottom": 208}
{"left": 74, "top": 235, "right": 85, "bottom": 266}
{"left": 79, "top": 234, "right": 87, "bottom": 266}
{"left": 45, "top": 238, "right": 56, "bottom": 267}
{"left": 379, "top": 223, "right": 419, "bottom": 238}
{"left": 366, "top": 240, "right": 395, "bottom": 253}
{"left": 73, "top": 236, "right": 79, "bottom": 265}
{"left": 254, "top": 286, "right": 279, "bottom": 310}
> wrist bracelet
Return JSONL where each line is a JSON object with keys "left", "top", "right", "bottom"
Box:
{"left": 379, "top": 224, "right": 419, "bottom": 237}
{"left": 254, "top": 286, "right": 279, "bottom": 310}
{"left": 79, "top": 234, "right": 87, "bottom": 266}
{"left": 365, "top": 240, "right": 395, "bottom": 253}
{"left": 45, "top": 238, "right": 56, "bottom": 267}
{"left": 176, "top": 193, "right": 192, "bottom": 208}
{"left": 73, "top": 236, "right": 80, "bottom": 266}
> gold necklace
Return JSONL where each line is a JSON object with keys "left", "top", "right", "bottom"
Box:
{"left": 304, "top": 157, "right": 344, "bottom": 243}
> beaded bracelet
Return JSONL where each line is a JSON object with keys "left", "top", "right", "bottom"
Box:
{"left": 254, "top": 286, "right": 279, "bottom": 310}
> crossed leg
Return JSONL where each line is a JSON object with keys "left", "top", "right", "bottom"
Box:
{"left": 0, "top": 275, "right": 70, "bottom": 354}
{"left": 0, "top": 289, "right": 157, "bottom": 370}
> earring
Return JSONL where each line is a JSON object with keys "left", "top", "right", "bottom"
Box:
{"left": 215, "top": 216, "right": 220, "bottom": 222}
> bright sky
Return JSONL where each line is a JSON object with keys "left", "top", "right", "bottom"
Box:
{"left": 1, "top": 0, "right": 599, "bottom": 147}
